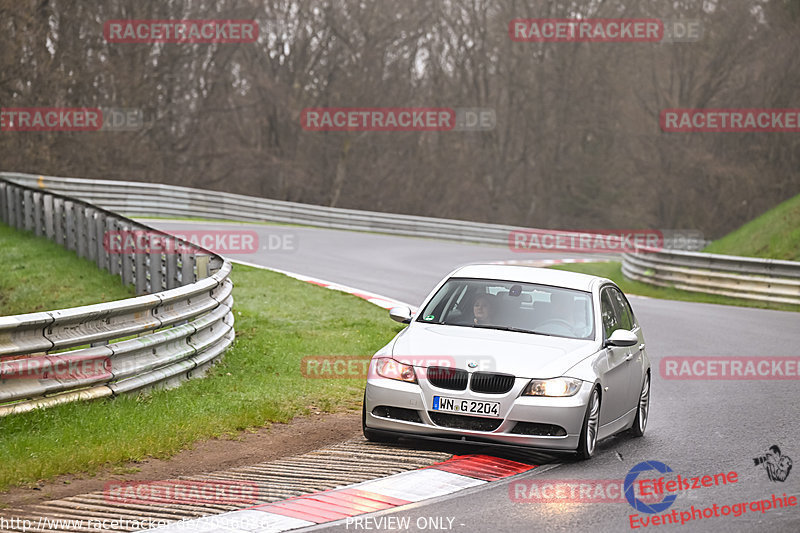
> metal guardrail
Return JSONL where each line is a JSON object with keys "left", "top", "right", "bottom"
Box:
{"left": 622, "top": 247, "right": 800, "bottom": 305}
{"left": 8, "top": 170, "right": 792, "bottom": 308}
{"left": 0, "top": 177, "right": 235, "bottom": 416}
{"left": 0, "top": 172, "right": 706, "bottom": 250}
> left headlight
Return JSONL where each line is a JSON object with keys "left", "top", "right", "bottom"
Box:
{"left": 522, "top": 377, "right": 582, "bottom": 397}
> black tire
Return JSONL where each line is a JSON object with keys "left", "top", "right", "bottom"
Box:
{"left": 362, "top": 392, "right": 395, "bottom": 443}
{"left": 629, "top": 373, "right": 650, "bottom": 438}
{"left": 576, "top": 387, "right": 601, "bottom": 460}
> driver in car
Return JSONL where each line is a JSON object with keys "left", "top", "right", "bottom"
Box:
{"left": 473, "top": 295, "right": 493, "bottom": 325}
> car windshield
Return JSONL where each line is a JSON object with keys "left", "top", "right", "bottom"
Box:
{"left": 416, "top": 278, "right": 595, "bottom": 340}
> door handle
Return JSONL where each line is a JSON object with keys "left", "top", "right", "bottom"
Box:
{"left": 638, "top": 343, "right": 645, "bottom": 352}
{"left": 625, "top": 353, "right": 635, "bottom": 362}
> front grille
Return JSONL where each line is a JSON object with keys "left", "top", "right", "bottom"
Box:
{"left": 426, "top": 366, "right": 468, "bottom": 391}
{"left": 470, "top": 372, "right": 516, "bottom": 394}
{"left": 428, "top": 412, "right": 502, "bottom": 432}
{"left": 372, "top": 406, "right": 422, "bottom": 423}
{"left": 511, "top": 422, "right": 567, "bottom": 436}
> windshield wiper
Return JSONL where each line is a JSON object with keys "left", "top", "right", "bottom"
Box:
{"left": 469, "top": 324, "right": 559, "bottom": 337}
{"left": 471, "top": 324, "right": 535, "bottom": 334}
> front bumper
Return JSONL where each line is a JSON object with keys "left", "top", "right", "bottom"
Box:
{"left": 364, "top": 375, "right": 594, "bottom": 451}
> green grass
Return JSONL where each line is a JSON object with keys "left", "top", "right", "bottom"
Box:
{"left": 703, "top": 194, "right": 800, "bottom": 261}
{"left": 0, "top": 263, "right": 401, "bottom": 492}
{"left": 548, "top": 262, "right": 800, "bottom": 312}
{"left": 0, "top": 223, "right": 136, "bottom": 314}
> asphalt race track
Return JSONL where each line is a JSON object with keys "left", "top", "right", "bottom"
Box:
{"left": 149, "top": 220, "right": 800, "bottom": 533}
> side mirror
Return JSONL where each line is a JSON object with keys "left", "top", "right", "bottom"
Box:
{"left": 389, "top": 306, "right": 413, "bottom": 324}
{"left": 605, "top": 329, "right": 638, "bottom": 348}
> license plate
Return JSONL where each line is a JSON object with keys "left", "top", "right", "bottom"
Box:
{"left": 433, "top": 396, "right": 500, "bottom": 417}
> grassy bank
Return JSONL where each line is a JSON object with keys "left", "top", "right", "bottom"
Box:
{"left": 0, "top": 263, "right": 400, "bottom": 492}
{"left": 703, "top": 194, "right": 800, "bottom": 261}
{"left": 0, "top": 222, "right": 135, "bottom": 314}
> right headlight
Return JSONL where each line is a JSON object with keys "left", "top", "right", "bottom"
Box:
{"left": 374, "top": 358, "right": 418, "bottom": 384}
{"left": 522, "top": 377, "right": 582, "bottom": 397}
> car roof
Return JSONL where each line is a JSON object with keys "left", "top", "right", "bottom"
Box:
{"left": 449, "top": 263, "right": 611, "bottom": 292}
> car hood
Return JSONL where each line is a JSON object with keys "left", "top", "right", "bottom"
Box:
{"left": 389, "top": 324, "right": 599, "bottom": 379}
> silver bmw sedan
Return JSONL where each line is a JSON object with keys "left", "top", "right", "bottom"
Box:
{"left": 362, "top": 264, "right": 650, "bottom": 459}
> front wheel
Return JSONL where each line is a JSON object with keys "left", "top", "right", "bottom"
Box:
{"left": 629, "top": 373, "right": 650, "bottom": 437}
{"left": 576, "top": 387, "right": 600, "bottom": 460}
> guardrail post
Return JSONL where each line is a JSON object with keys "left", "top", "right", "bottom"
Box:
{"left": 12, "top": 185, "right": 21, "bottom": 227}
{"left": 121, "top": 234, "right": 134, "bottom": 287}
{"left": 166, "top": 251, "right": 179, "bottom": 289}
{"left": 32, "top": 191, "right": 43, "bottom": 236}
{"left": 85, "top": 208, "right": 97, "bottom": 262}
{"left": 3, "top": 184, "right": 9, "bottom": 224}
{"left": 76, "top": 205, "right": 89, "bottom": 259}
{"left": 134, "top": 247, "right": 147, "bottom": 295}
{"left": 196, "top": 255, "right": 210, "bottom": 279}
{"left": 11, "top": 187, "right": 22, "bottom": 228}
{"left": 149, "top": 250, "right": 163, "bottom": 293}
{"left": 94, "top": 212, "right": 107, "bottom": 270}
{"left": 208, "top": 256, "right": 224, "bottom": 275}
{"left": 180, "top": 252, "right": 195, "bottom": 285}
{"left": 0, "top": 183, "right": 8, "bottom": 225}
{"left": 5, "top": 184, "right": 10, "bottom": 223}
{"left": 0, "top": 182, "right": 7, "bottom": 224}
{"left": 43, "top": 194, "right": 54, "bottom": 239}
{"left": 22, "top": 189, "right": 33, "bottom": 232}
{"left": 53, "top": 197, "right": 65, "bottom": 246}
{"left": 9, "top": 184, "right": 15, "bottom": 225}
{"left": 108, "top": 218, "right": 121, "bottom": 278}
{"left": 64, "top": 201, "right": 77, "bottom": 251}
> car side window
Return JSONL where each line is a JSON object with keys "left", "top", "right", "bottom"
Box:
{"left": 610, "top": 288, "right": 633, "bottom": 331}
{"left": 600, "top": 289, "right": 618, "bottom": 339}
{"left": 613, "top": 288, "right": 637, "bottom": 329}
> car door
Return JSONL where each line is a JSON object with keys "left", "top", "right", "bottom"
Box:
{"left": 609, "top": 287, "right": 646, "bottom": 409}
{"left": 598, "top": 287, "right": 632, "bottom": 423}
